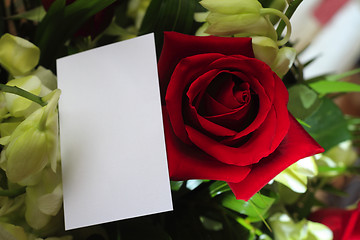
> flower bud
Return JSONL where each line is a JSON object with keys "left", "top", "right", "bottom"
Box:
{"left": 1, "top": 90, "right": 60, "bottom": 183}
{"left": 252, "top": 36, "right": 279, "bottom": 66}
{"left": 33, "top": 66, "right": 58, "bottom": 91}
{"left": 269, "top": 213, "right": 333, "bottom": 240}
{"left": 200, "top": 0, "right": 277, "bottom": 39}
{"left": 0, "top": 34, "right": 40, "bottom": 77}
{"left": 274, "top": 156, "right": 318, "bottom": 193}
{"left": 200, "top": 0, "right": 262, "bottom": 15}
{"left": 271, "top": 46, "right": 296, "bottom": 77}
{"left": 316, "top": 140, "right": 357, "bottom": 176}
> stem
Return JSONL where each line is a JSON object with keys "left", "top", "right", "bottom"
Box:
{"left": 260, "top": 8, "right": 292, "bottom": 46}
{"left": 0, "top": 83, "right": 47, "bottom": 107}
{"left": 0, "top": 186, "right": 26, "bottom": 197}
{"left": 276, "top": 0, "right": 303, "bottom": 39}
{"left": 249, "top": 200, "right": 272, "bottom": 232}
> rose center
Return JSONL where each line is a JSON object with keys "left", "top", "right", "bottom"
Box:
{"left": 198, "top": 72, "right": 259, "bottom": 132}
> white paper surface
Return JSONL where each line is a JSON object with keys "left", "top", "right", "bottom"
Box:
{"left": 57, "top": 33, "right": 173, "bottom": 230}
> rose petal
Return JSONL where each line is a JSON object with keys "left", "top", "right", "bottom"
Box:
{"left": 186, "top": 104, "right": 238, "bottom": 137}
{"left": 166, "top": 54, "right": 224, "bottom": 144}
{"left": 201, "top": 93, "right": 237, "bottom": 116}
{"left": 204, "top": 57, "right": 274, "bottom": 143}
{"left": 206, "top": 73, "right": 242, "bottom": 109}
{"left": 210, "top": 56, "right": 276, "bottom": 101}
{"left": 268, "top": 72, "right": 290, "bottom": 151}
{"left": 158, "top": 32, "right": 254, "bottom": 96}
{"left": 204, "top": 96, "right": 255, "bottom": 132}
{"left": 187, "top": 69, "right": 221, "bottom": 110}
{"left": 186, "top": 69, "right": 253, "bottom": 136}
{"left": 185, "top": 107, "right": 279, "bottom": 166}
{"left": 227, "top": 114, "right": 324, "bottom": 201}
{"left": 163, "top": 107, "right": 252, "bottom": 182}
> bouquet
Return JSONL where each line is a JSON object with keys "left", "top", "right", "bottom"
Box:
{"left": 0, "top": 0, "right": 360, "bottom": 239}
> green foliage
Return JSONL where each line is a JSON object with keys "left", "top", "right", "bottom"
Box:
{"left": 209, "top": 181, "right": 232, "bottom": 197}
{"left": 288, "top": 84, "right": 322, "bottom": 120}
{"left": 139, "top": 0, "right": 199, "bottom": 56}
{"left": 34, "top": 0, "right": 116, "bottom": 71}
{"left": 308, "top": 68, "right": 360, "bottom": 83}
{"left": 303, "top": 97, "right": 351, "bottom": 151}
{"left": 171, "top": 181, "right": 185, "bottom": 191}
{"left": 221, "top": 193, "right": 276, "bottom": 222}
{"left": 309, "top": 80, "right": 360, "bottom": 96}
{"left": 7, "top": 6, "right": 46, "bottom": 22}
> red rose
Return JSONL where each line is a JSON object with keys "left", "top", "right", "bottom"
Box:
{"left": 309, "top": 203, "right": 360, "bottom": 240}
{"left": 158, "top": 32, "right": 323, "bottom": 201}
{"left": 41, "top": 0, "right": 115, "bottom": 38}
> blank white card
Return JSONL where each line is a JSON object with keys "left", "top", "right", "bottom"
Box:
{"left": 57, "top": 33, "right": 173, "bottom": 230}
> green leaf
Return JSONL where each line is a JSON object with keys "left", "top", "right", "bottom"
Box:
{"left": 209, "top": 181, "right": 231, "bottom": 197}
{"left": 139, "top": 0, "right": 199, "bottom": 56}
{"left": 221, "top": 193, "right": 275, "bottom": 222}
{"left": 288, "top": 84, "right": 322, "bottom": 120}
{"left": 309, "top": 80, "right": 360, "bottom": 96}
{"left": 308, "top": 68, "right": 360, "bottom": 83}
{"left": 199, "top": 216, "right": 223, "bottom": 231}
{"left": 34, "top": 0, "right": 116, "bottom": 71}
{"left": 303, "top": 97, "right": 351, "bottom": 151}
{"left": 7, "top": 6, "right": 46, "bottom": 22}
{"left": 324, "top": 68, "right": 360, "bottom": 82}
{"left": 170, "top": 181, "right": 184, "bottom": 191}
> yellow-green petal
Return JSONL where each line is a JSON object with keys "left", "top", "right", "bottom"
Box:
{"left": 5, "top": 75, "right": 42, "bottom": 117}
{"left": 271, "top": 47, "right": 296, "bottom": 77}
{"left": 0, "top": 222, "right": 28, "bottom": 240}
{"left": 0, "top": 33, "right": 40, "bottom": 77}
{"left": 200, "top": 0, "right": 262, "bottom": 15}
{"left": 252, "top": 36, "right": 279, "bottom": 66}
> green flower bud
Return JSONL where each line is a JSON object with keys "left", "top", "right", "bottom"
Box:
{"left": 269, "top": 213, "right": 333, "bottom": 240}
{"left": 200, "top": 0, "right": 262, "bottom": 15}
{"left": 274, "top": 156, "right": 318, "bottom": 193}
{"left": 0, "top": 34, "right": 40, "bottom": 77}
{"left": 200, "top": 0, "right": 277, "bottom": 39}
{"left": 5, "top": 75, "right": 51, "bottom": 118}
{"left": 1, "top": 90, "right": 60, "bottom": 183}
{"left": 252, "top": 36, "right": 279, "bottom": 66}
{"left": 199, "top": 0, "right": 292, "bottom": 45}
{"left": 207, "top": 13, "right": 277, "bottom": 39}
{"left": 33, "top": 66, "right": 58, "bottom": 91}
{"left": 316, "top": 140, "right": 357, "bottom": 176}
{"left": 271, "top": 46, "right": 296, "bottom": 77}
